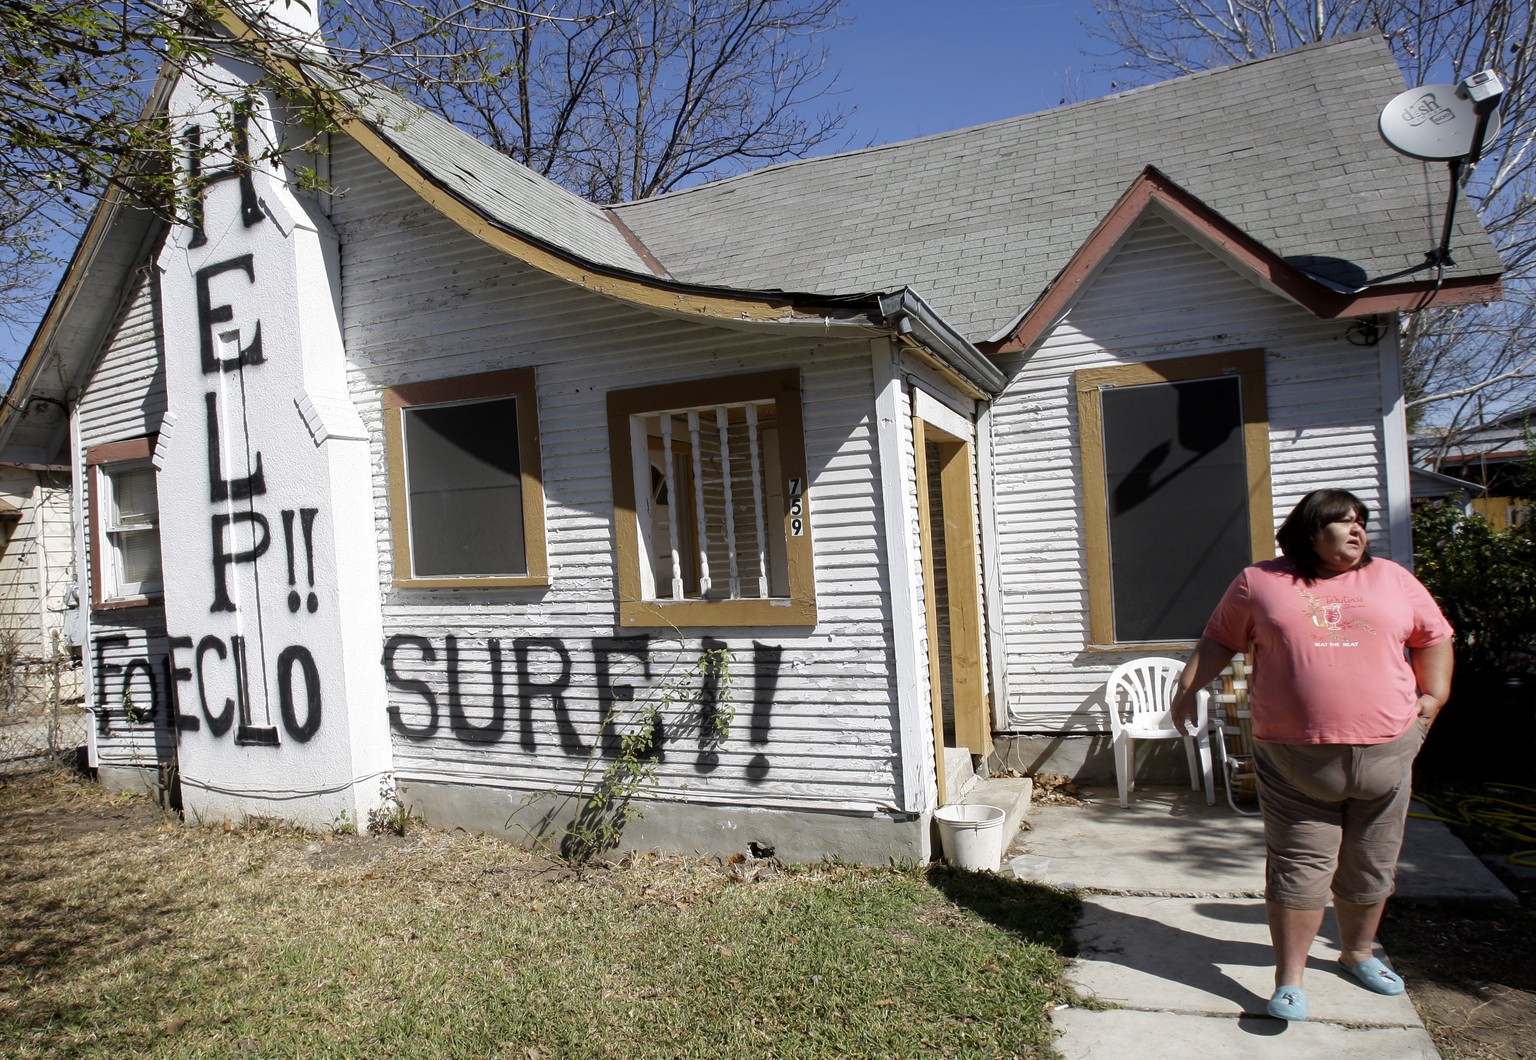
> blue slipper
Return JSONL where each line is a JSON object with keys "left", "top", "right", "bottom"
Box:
{"left": 1267, "top": 985, "right": 1307, "bottom": 1021}
{"left": 1341, "top": 957, "right": 1406, "bottom": 995}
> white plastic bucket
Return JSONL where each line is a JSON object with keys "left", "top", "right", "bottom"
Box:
{"left": 934, "top": 803, "right": 1006, "bottom": 872}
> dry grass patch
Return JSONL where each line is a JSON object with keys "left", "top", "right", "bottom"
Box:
{"left": 1, "top": 772, "right": 1080, "bottom": 1059}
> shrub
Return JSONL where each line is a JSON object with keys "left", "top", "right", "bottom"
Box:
{"left": 1412, "top": 500, "right": 1536, "bottom": 674}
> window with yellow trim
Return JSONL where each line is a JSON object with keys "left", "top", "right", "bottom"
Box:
{"left": 384, "top": 368, "right": 547, "bottom": 588}
{"left": 1075, "top": 350, "right": 1273, "bottom": 646}
{"left": 607, "top": 369, "right": 816, "bottom": 627}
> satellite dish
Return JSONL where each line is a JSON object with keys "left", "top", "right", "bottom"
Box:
{"left": 1376, "top": 72, "right": 1505, "bottom": 270}
{"left": 1380, "top": 84, "right": 1502, "bottom": 162}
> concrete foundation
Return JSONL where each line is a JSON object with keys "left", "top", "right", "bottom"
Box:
{"left": 399, "top": 778, "right": 935, "bottom": 865}
{"left": 96, "top": 762, "right": 178, "bottom": 812}
{"left": 992, "top": 732, "right": 1201, "bottom": 787}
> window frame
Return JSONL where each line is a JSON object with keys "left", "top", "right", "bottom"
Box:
{"left": 1075, "top": 349, "right": 1274, "bottom": 649}
{"left": 607, "top": 368, "right": 816, "bottom": 628}
{"left": 383, "top": 367, "right": 548, "bottom": 589}
{"left": 87, "top": 436, "right": 163, "bottom": 610}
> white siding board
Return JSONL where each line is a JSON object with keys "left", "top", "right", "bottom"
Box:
{"left": 0, "top": 471, "right": 57, "bottom": 660}
{"left": 87, "top": 614, "right": 174, "bottom": 769}
{"left": 76, "top": 277, "right": 165, "bottom": 448}
{"left": 330, "top": 139, "right": 910, "bottom": 813}
{"left": 73, "top": 268, "right": 175, "bottom": 768}
{"left": 993, "top": 215, "right": 1393, "bottom": 731}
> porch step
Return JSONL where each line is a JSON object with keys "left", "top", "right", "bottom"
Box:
{"left": 960, "top": 775, "right": 1034, "bottom": 858}
{"left": 943, "top": 747, "right": 980, "bottom": 805}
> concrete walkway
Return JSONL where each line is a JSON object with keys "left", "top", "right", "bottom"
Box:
{"left": 1007, "top": 785, "right": 1517, "bottom": 1059}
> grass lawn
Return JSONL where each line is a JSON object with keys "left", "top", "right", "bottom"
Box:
{"left": 0, "top": 773, "right": 1081, "bottom": 1059}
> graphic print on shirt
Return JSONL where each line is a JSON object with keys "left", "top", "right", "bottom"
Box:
{"left": 1295, "top": 584, "right": 1377, "bottom": 648}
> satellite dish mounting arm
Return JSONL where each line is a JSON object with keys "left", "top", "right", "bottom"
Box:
{"left": 1429, "top": 71, "right": 1505, "bottom": 269}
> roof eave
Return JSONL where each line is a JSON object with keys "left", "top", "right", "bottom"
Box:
{"left": 0, "top": 188, "right": 166, "bottom": 466}
{"left": 985, "top": 166, "right": 1504, "bottom": 357}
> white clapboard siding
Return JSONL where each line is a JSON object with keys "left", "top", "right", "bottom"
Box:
{"left": 0, "top": 472, "right": 77, "bottom": 660}
{"left": 37, "top": 481, "right": 75, "bottom": 643}
{"left": 1, "top": 472, "right": 44, "bottom": 659}
{"left": 75, "top": 276, "right": 166, "bottom": 446}
{"left": 85, "top": 615, "right": 176, "bottom": 769}
{"left": 330, "top": 138, "right": 909, "bottom": 813}
{"left": 75, "top": 269, "right": 175, "bottom": 768}
{"left": 991, "top": 214, "right": 1391, "bottom": 732}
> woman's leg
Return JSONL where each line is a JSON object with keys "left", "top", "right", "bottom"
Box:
{"left": 1332, "top": 722, "right": 1425, "bottom": 974}
{"left": 1334, "top": 896, "right": 1390, "bottom": 969}
{"left": 1253, "top": 740, "right": 1348, "bottom": 993}
{"left": 1268, "top": 902, "right": 1327, "bottom": 988}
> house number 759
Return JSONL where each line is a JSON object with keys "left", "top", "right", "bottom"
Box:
{"left": 788, "top": 477, "right": 806, "bottom": 536}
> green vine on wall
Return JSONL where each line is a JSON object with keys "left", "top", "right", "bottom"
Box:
{"left": 522, "top": 645, "right": 734, "bottom": 869}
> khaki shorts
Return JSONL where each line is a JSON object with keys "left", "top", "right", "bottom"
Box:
{"left": 1252, "top": 719, "right": 1427, "bottom": 909}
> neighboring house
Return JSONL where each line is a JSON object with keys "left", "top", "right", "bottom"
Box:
{"left": 0, "top": 460, "right": 83, "bottom": 770}
{"left": 1410, "top": 407, "right": 1532, "bottom": 527}
{"left": 0, "top": 464, "right": 74, "bottom": 666}
{"left": 0, "top": 4, "right": 1503, "bottom": 861}
{"left": 1409, "top": 465, "right": 1476, "bottom": 513}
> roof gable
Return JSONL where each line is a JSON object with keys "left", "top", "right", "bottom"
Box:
{"left": 988, "top": 167, "right": 1502, "bottom": 354}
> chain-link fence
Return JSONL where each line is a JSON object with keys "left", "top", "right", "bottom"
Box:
{"left": 0, "top": 651, "right": 87, "bottom": 777}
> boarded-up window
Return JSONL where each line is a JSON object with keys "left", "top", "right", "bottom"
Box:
{"left": 384, "top": 368, "right": 547, "bottom": 588}
{"left": 1077, "top": 351, "right": 1273, "bottom": 645}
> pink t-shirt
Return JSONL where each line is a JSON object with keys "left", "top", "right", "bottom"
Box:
{"left": 1203, "top": 557, "right": 1452, "bottom": 744}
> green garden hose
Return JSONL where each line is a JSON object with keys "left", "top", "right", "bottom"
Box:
{"left": 1411, "top": 785, "right": 1536, "bottom": 869}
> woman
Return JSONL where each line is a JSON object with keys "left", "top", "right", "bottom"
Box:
{"left": 1169, "top": 488, "right": 1453, "bottom": 1023}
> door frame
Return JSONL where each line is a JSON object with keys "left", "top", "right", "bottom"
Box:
{"left": 912, "top": 396, "right": 989, "bottom": 804}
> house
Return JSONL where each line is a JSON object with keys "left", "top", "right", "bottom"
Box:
{"left": 0, "top": 4, "right": 1502, "bottom": 861}
{"left": 0, "top": 461, "right": 81, "bottom": 762}
{"left": 1411, "top": 407, "right": 1532, "bottom": 527}
{"left": 0, "top": 464, "right": 74, "bottom": 663}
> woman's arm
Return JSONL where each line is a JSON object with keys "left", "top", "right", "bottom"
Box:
{"left": 1169, "top": 636, "right": 1239, "bottom": 736}
{"left": 1409, "top": 639, "right": 1454, "bottom": 728}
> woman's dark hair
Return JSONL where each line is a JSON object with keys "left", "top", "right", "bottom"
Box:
{"left": 1275, "top": 488, "right": 1373, "bottom": 579}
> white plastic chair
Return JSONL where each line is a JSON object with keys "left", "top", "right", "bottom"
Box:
{"left": 1105, "top": 657, "right": 1216, "bottom": 808}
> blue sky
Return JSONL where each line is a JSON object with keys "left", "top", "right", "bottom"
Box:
{"left": 829, "top": 0, "right": 1119, "bottom": 145}
{"left": 1, "top": 0, "right": 1116, "bottom": 379}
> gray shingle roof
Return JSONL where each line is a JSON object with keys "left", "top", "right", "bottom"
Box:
{"left": 610, "top": 33, "right": 1504, "bottom": 341}
{"left": 336, "top": 76, "right": 652, "bottom": 275}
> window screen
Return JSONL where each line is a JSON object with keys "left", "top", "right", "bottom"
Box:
{"left": 106, "top": 465, "right": 162, "bottom": 594}
{"left": 402, "top": 397, "right": 526, "bottom": 577}
{"left": 1100, "top": 376, "right": 1251, "bottom": 642}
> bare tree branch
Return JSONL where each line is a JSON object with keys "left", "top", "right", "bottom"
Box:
{"left": 334, "top": 0, "right": 849, "bottom": 204}
{"left": 0, "top": 0, "right": 848, "bottom": 373}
